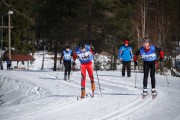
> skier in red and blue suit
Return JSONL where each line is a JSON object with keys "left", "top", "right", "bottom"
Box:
{"left": 133, "top": 38, "right": 164, "bottom": 96}
{"left": 73, "top": 42, "right": 95, "bottom": 98}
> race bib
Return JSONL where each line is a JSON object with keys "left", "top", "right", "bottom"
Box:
{"left": 64, "top": 55, "right": 71, "bottom": 59}
{"left": 141, "top": 53, "right": 156, "bottom": 59}
{"left": 79, "top": 52, "right": 91, "bottom": 60}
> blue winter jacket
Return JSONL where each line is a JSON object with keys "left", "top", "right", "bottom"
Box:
{"left": 118, "top": 45, "right": 133, "bottom": 61}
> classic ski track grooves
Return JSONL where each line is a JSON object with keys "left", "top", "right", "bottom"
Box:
{"left": 71, "top": 73, "right": 139, "bottom": 92}
{"left": 100, "top": 77, "right": 142, "bottom": 89}
{"left": 97, "top": 95, "right": 153, "bottom": 120}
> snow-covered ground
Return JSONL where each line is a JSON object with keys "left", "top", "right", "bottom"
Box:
{"left": 0, "top": 52, "right": 180, "bottom": 120}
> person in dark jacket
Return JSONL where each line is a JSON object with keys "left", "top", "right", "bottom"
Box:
{"left": 133, "top": 38, "right": 164, "bottom": 96}
{"left": 60, "top": 45, "right": 73, "bottom": 80}
{"left": 6, "top": 58, "right": 11, "bottom": 70}
{"left": 118, "top": 39, "right": 133, "bottom": 77}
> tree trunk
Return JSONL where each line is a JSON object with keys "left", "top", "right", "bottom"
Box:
{"left": 53, "top": 40, "right": 58, "bottom": 71}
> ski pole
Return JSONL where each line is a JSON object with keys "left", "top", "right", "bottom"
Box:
{"left": 165, "top": 74, "right": 170, "bottom": 84}
{"left": 135, "top": 66, "right": 137, "bottom": 88}
{"left": 161, "top": 61, "right": 170, "bottom": 84}
{"left": 95, "top": 67, "right": 102, "bottom": 96}
{"left": 56, "top": 70, "right": 60, "bottom": 79}
{"left": 71, "top": 61, "right": 76, "bottom": 75}
{"left": 56, "top": 64, "right": 63, "bottom": 79}
{"left": 94, "top": 56, "right": 102, "bottom": 96}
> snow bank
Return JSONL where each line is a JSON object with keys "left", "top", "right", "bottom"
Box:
{"left": 0, "top": 74, "right": 49, "bottom": 106}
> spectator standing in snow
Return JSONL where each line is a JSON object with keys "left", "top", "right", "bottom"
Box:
{"left": 6, "top": 58, "right": 11, "bottom": 70}
{"left": 60, "top": 45, "right": 73, "bottom": 81}
{"left": 118, "top": 39, "right": 133, "bottom": 77}
{"left": 133, "top": 38, "right": 164, "bottom": 95}
{"left": 73, "top": 42, "right": 95, "bottom": 98}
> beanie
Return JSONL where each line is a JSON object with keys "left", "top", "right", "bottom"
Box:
{"left": 124, "top": 40, "right": 129, "bottom": 44}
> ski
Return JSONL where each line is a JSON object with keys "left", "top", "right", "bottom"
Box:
{"left": 61, "top": 78, "right": 71, "bottom": 82}
{"left": 86, "top": 92, "right": 94, "bottom": 98}
{"left": 142, "top": 94, "right": 148, "bottom": 99}
{"left": 142, "top": 93, "right": 157, "bottom": 99}
{"left": 77, "top": 92, "right": 94, "bottom": 100}
{"left": 152, "top": 93, "right": 157, "bottom": 99}
{"left": 76, "top": 95, "right": 92, "bottom": 100}
{"left": 91, "top": 90, "right": 94, "bottom": 98}
{"left": 64, "top": 80, "right": 71, "bottom": 82}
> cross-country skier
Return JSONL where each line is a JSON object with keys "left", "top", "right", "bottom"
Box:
{"left": 73, "top": 42, "right": 95, "bottom": 98}
{"left": 133, "top": 38, "right": 164, "bottom": 96}
{"left": 118, "top": 39, "right": 133, "bottom": 77}
{"left": 60, "top": 45, "right": 73, "bottom": 80}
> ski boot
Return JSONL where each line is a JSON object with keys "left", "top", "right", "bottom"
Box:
{"left": 91, "top": 81, "right": 95, "bottom": 97}
{"left": 152, "top": 89, "right": 157, "bottom": 95}
{"left": 152, "top": 88, "right": 157, "bottom": 99}
{"left": 81, "top": 88, "right": 85, "bottom": 99}
{"left": 143, "top": 89, "right": 148, "bottom": 95}
{"left": 68, "top": 75, "right": 70, "bottom": 80}
{"left": 142, "top": 89, "right": 148, "bottom": 99}
{"left": 64, "top": 76, "right": 67, "bottom": 81}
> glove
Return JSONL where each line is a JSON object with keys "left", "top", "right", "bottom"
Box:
{"left": 134, "top": 61, "right": 138, "bottom": 66}
{"left": 119, "top": 58, "right": 122, "bottom": 62}
{"left": 72, "top": 61, "right": 76, "bottom": 66}
{"left": 159, "top": 58, "right": 163, "bottom": 62}
{"left": 95, "top": 53, "right": 98, "bottom": 56}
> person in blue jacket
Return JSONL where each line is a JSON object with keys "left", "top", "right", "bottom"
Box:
{"left": 60, "top": 45, "right": 73, "bottom": 80}
{"left": 118, "top": 39, "right": 133, "bottom": 77}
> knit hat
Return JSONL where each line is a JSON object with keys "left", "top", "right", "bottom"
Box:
{"left": 65, "top": 45, "right": 69, "bottom": 49}
{"left": 79, "top": 41, "right": 85, "bottom": 49}
{"left": 123, "top": 39, "right": 129, "bottom": 44}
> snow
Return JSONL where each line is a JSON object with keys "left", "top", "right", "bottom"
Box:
{"left": 0, "top": 52, "right": 180, "bottom": 120}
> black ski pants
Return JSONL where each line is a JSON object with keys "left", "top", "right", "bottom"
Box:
{"left": 7, "top": 64, "right": 11, "bottom": 70}
{"left": 122, "top": 61, "right": 131, "bottom": 77}
{"left": 143, "top": 61, "right": 156, "bottom": 89}
{"left": 63, "top": 61, "right": 71, "bottom": 77}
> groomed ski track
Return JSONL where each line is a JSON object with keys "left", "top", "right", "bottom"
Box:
{"left": 0, "top": 70, "right": 178, "bottom": 120}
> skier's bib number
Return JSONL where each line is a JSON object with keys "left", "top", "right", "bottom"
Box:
{"left": 64, "top": 55, "right": 71, "bottom": 59}
{"left": 81, "top": 55, "right": 90, "bottom": 60}
{"left": 141, "top": 53, "right": 156, "bottom": 59}
{"left": 79, "top": 52, "right": 91, "bottom": 60}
